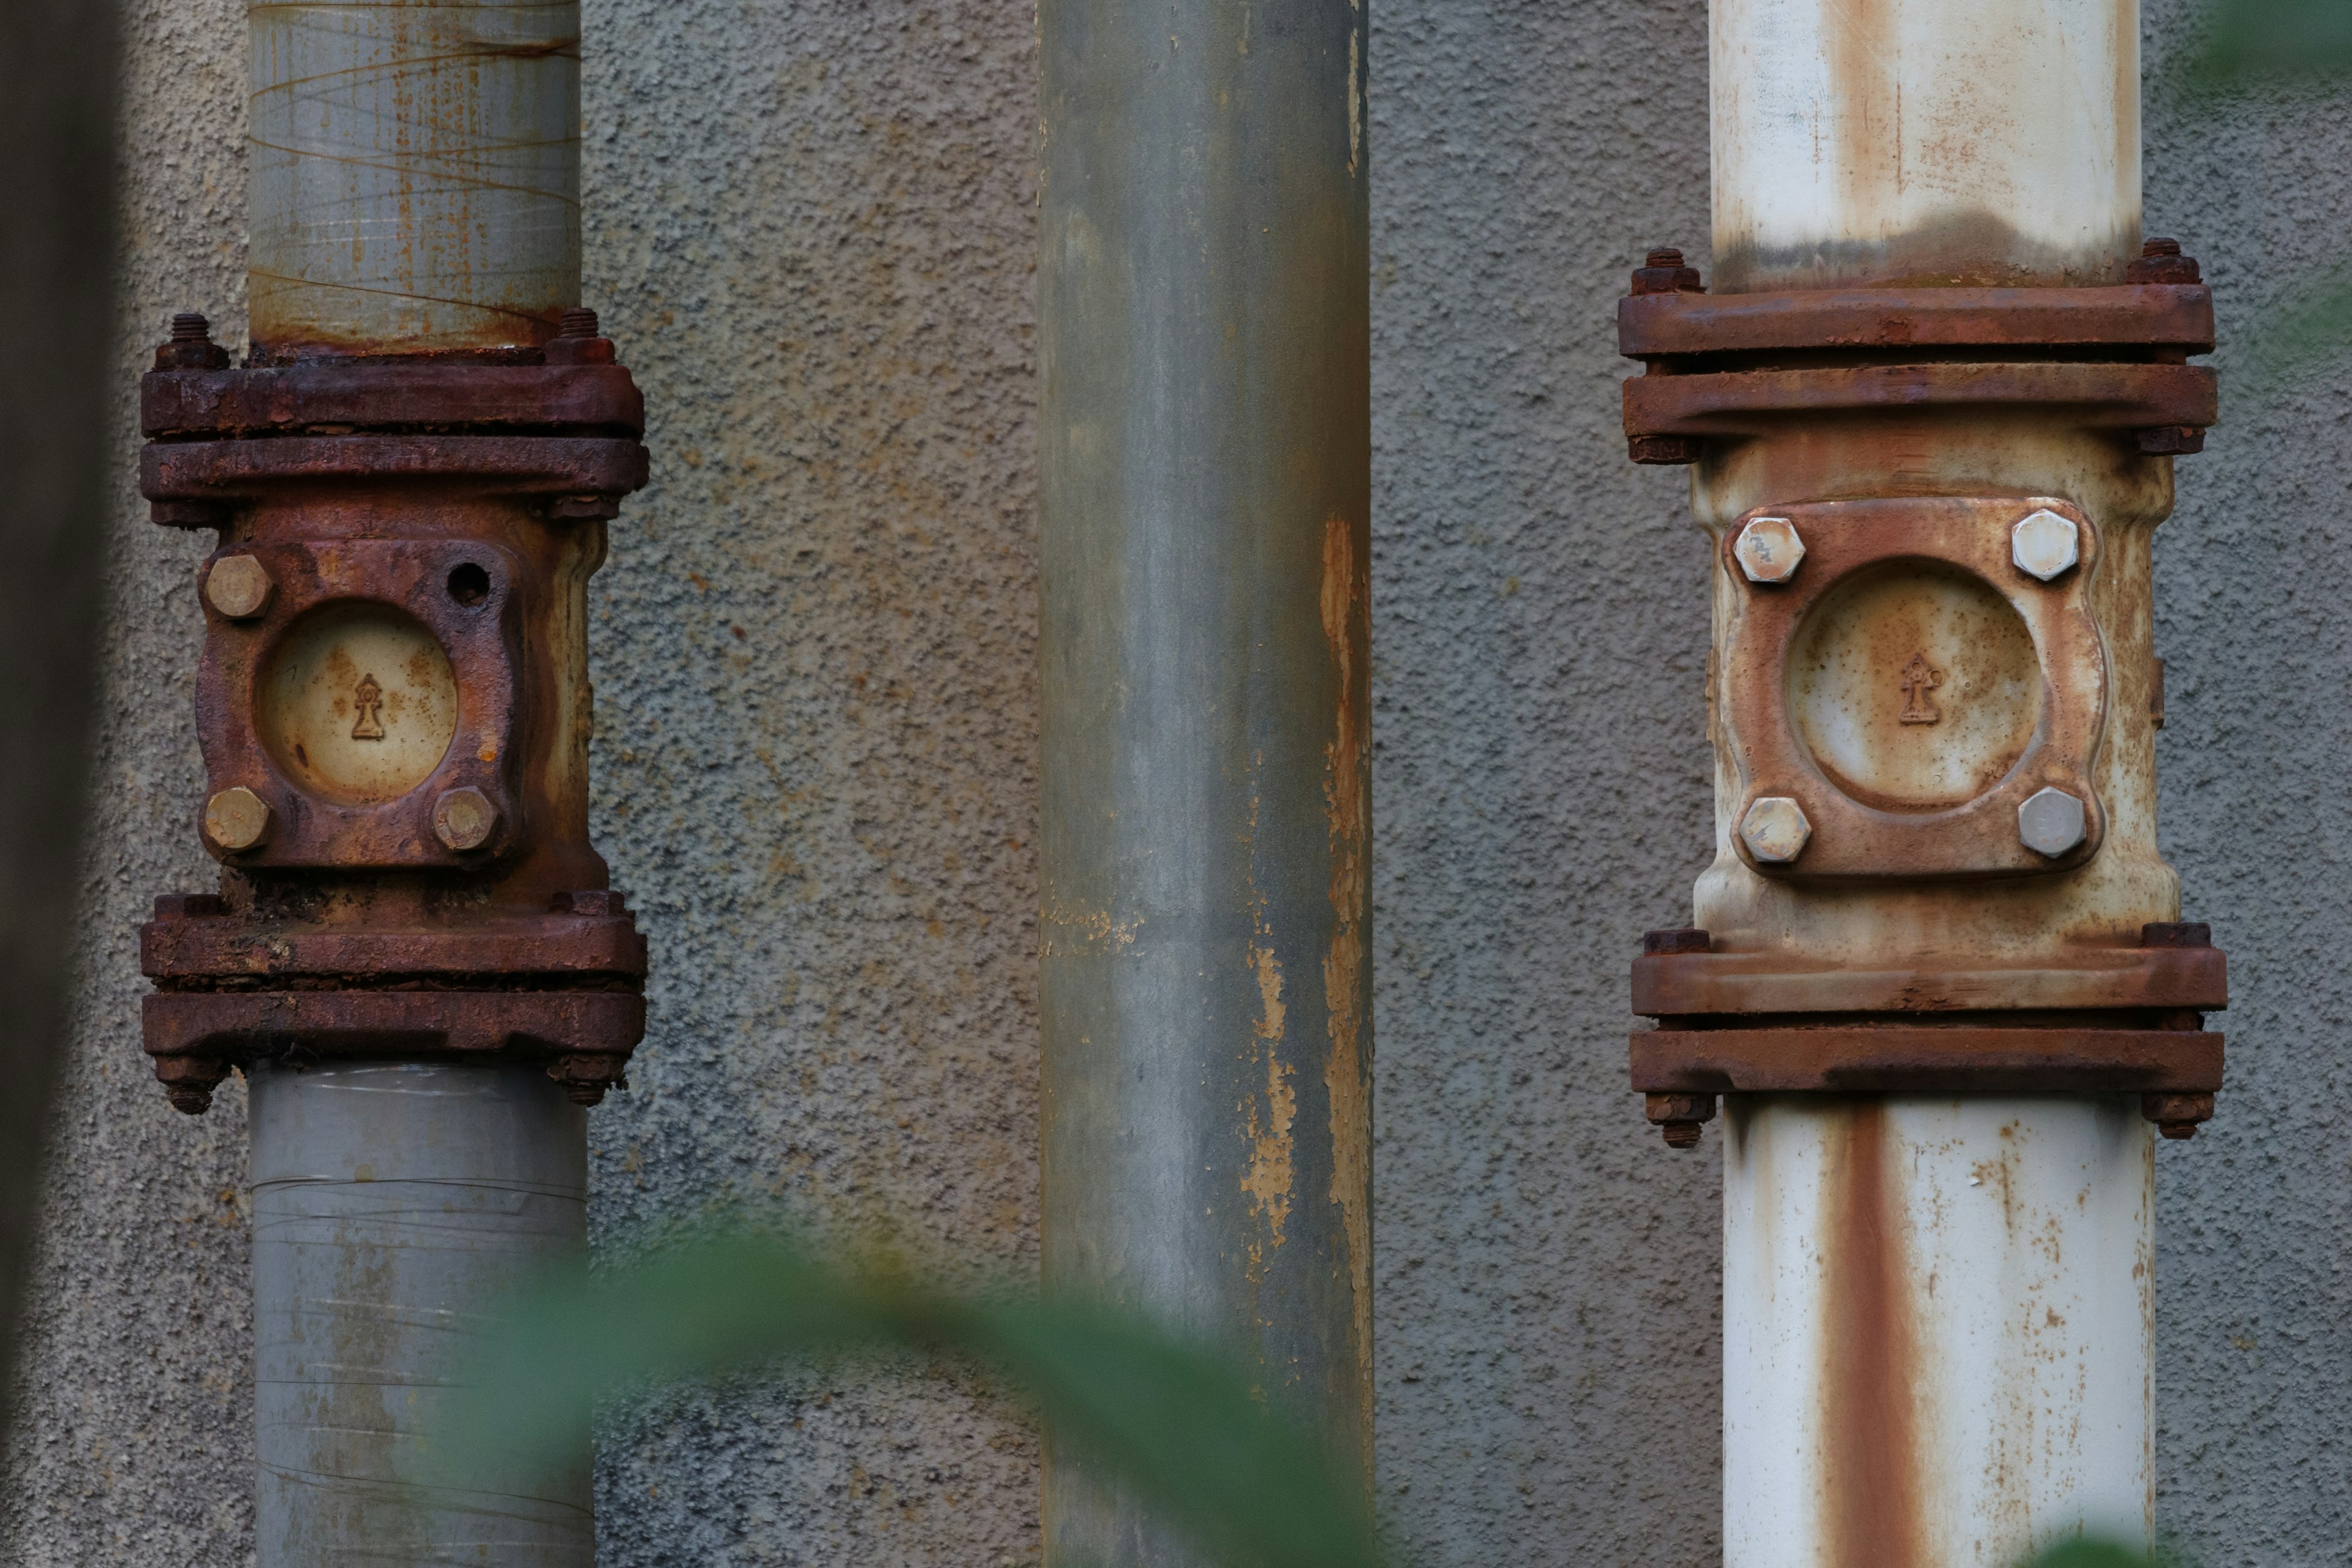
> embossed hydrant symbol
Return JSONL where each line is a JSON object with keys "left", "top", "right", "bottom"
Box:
{"left": 1899, "top": 652, "right": 1943, "bottom": 726}
{"left": 350, "top": 673, "right": 386, "bottom": 741}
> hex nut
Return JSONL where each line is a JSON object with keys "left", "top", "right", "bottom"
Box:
{"left": 432, "top": 787, "right": 500, "bottom": 852}
{"left": 204, "top": 786, "right": 272, "bottom": 851}
{"left": 1733, "top": 516, "right": 1806, "bottom": 584}
{"left": 1740, "top": 796, "right": 1812, "bottom": 863}
{"left": 2011, "top": 508, "right": 2080, "bottom": 582}
{"left": 2018, "top": 786, "right": 2088, "bottom": 857}
{"left": 204, "top": 555, "right": 274, "bottom": 619}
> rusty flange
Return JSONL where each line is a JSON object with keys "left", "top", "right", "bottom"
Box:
{"left": 1618, "top": 243, "right": 2217, "bottom": 464}
{"left": 1630, "top": 924, "right": 2226, "bottom": 1148}
{"left": 135, "top": 313, "right": 650, "bottom": 1114}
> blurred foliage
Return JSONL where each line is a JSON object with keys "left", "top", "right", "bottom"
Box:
{"left": 2184, "top": 0, "right": 2352, "bottom": 377}
{"left": 2023, "top": 1542, "right": 2190, "bottom": 1568}
{"left": 437, "top": 1230, "right": 1387, "bottom": 1568}
{"left": 2191, "top": 0, "right": 2352, "bottom": 86}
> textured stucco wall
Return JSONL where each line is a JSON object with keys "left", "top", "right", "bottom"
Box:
{"left": 9, "top": 0, "right": 2352, "bottom": 1564}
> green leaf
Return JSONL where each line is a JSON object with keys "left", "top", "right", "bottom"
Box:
{"left": 2188, "top": 0, "right": 2352, "bottom": 88}
{"left": 434, "top": 1231, "right": 1386, "bottom": 1568}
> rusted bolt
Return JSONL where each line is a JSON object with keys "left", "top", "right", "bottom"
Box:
{"left": 154, "top": 311, "right": 232, "bottom": 372}
{"left": 1645, "top": 1091, "right": 1717, "bottom": 1150}
{"left": 1643, "top": 927, "right": 1711, "bottom": 956}
{"left": 2125, "top": 237, "right": 2202, "bottom": 285}
{"left": 2017, "top": 786, "right": 2087, "bottom": 857}
{"left": 1733, "top": 516, "right": 1805, "bottom": 583}
{"left": 205, "top": 786, "right": 273, "bottom": 852}
{"left": 545, "top": 305, "right": 617, "bottom": 367}
{"left": 1740, "top": 796, "right": 1812, "bottom": 863}
{"left": 2010, "top": 508, "right": 2080, "bottom": 581}
{"left": 204, "top": 555, "right": 274, "bottom": 619}
{"left": 2136, "top": 425, "right": 2204, "bottom": 456}
{"left": 432, "top": 787, "right": 500, "bottom": 852}
{"left": 153, "top": 1054, "right": 233, "bottom": 1117}
{"left": 2141, "top": 1091, "right": 2213, "bottom": 1140}
{"left": 1630, "top": 247, "right": 1705, "bottom": 296}
{"left": 1628, "top": 434, "right": 1705, "bottom": 466}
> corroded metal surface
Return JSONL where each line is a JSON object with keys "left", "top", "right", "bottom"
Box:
{"left": 1619, "top": 282, "right": 2214, "bottom": 360}
{"left": 1716, "top": 497, "right": 2111, "bottom": 880}
{"left": 136, "top": 322, "right": 649, "bottom": 1111}
{"left": 247, "top": 1, "right": 582, "bottom": 356}
{"left": 1037, "top": 0, "right": 1371, "bottom": 1559}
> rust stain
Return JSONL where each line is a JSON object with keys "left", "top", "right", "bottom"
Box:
{"left": 1820, "top": 1102, "right": 1926, "bottom": 1568}
{"left": 1318, "top": 511, "right": 1374, "bottom": 1466}
{"left": 1825, "top": 0, "right": 1901, "bottom": 225}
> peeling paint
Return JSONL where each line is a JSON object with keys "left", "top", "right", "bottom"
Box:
{"left": 1238, "top": 939, "right": 1296, "bottom": 1256}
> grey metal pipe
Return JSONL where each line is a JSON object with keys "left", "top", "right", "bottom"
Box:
{"left": 238, "top": 4, "right": 594, "bottom": 1562}
{"left": 251, "top": 1061, "right": 591, "bottom": 1562}
{"left": 1037, "top": 2, "right": 1373, "bottom": 1561}
{"left": 248, "top": 0, "right": 581, "bottom": 357}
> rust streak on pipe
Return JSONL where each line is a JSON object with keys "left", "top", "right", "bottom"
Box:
{"left": 1821, "top": 1101, "right": 1926, "bottom": 1568}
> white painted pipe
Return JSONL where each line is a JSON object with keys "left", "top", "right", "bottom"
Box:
{"left": 1706, "top": 3, "right": 2158, "bottom": 1562}
{"left": 1722, "top": 1098, "right": 2152, "bottom": 1566}
{"left": 1711, "top": 0, "right": 2140, "bottom": 291}
{"left": 251, "top": 1061, "right": 591, "bottom": 1564}
{"left": 247, "top": 0, "right": 582, "bottom": 356}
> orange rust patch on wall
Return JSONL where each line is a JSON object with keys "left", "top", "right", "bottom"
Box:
{"left": 1820, "top": 1102, "right": 1926, "bottom": 1568}
{"left": 1319, "top": 510, "right": 1374, "bottom": 1466}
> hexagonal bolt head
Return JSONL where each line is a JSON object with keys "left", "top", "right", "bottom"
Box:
{"left": 204, "top": 786, "right": 272, "bottom": 851}
{"left": 432, "top": 787, "right": 500, "bottom": 852}
{"left": 204, "top": 555, "right": 273, "bottom": 619}
{"left": 2011, "top": 508, "right": 2080, "bottom": 582}
{"left": 2017, "top": 786, "right": 2087, "bottom": 858}
{"left": 1733, "top": 516, "right": 1806, "bottom": 584}
{"left": 1740, "top": 796, "right": 1812, "bottom": 863}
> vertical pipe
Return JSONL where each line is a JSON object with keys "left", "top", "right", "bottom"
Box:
{"left": 1036, "top": 2, "right": 1373, "bottom": 1561}
{"left": 251, "top": 1062, "right": 592, "bottom": 1563}
{"left": 1703, "top": 2, "right": 2160, "bottom": 1563}
{"left": 248, "top": 1, "right": 581, "bottom": 358}
{"left": 236, "top": 3, "right": 595, "bottom": 1561}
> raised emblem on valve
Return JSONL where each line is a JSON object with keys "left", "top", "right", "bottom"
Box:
{"left": 350, "top": 673, "right": 386, "bottom": 741}
{"left": 1898, "top": 651, "right": 1943, "bottom": 725}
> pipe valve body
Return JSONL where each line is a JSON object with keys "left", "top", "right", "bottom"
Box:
{"left": 135, "top": 314, "right": 650, "bottom": 1112}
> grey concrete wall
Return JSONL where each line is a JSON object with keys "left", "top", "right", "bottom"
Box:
{"left": 7, "top": 1, "right": 2349, "bottom": 1565}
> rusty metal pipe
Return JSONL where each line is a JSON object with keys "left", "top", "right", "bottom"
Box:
{"left": 1621, "top": 2, "right": 2212, "bottom": 1563}
{"left": 1036, "top": 0, "right": 1372, "bottom": 1559}
{"left": 248, "top": 0, "right": 581, "bottom": 358}
{"left": 140, "top": 4, "right": 640, "bottom": 1562}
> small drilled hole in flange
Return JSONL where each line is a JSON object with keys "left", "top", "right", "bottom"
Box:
{"left": 447, "top": 563, "right": 490, "bottom": 606}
